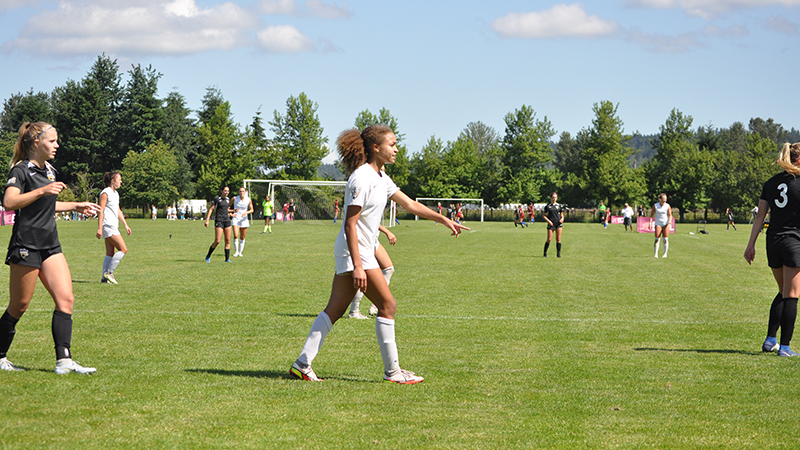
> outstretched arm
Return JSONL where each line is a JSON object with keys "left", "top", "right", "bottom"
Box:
{"left": 389, "top": 191, "right": 469, "bottom": 237}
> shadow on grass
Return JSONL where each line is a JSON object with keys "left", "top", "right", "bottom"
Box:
{"left": 635, "top": 347, "right": 760, "bottom": 356}
{"left": 186, "top": 368, "right": 378, "bottom": 383}
{"left": 277, "top": 313, "right": 319, "bottom": 318}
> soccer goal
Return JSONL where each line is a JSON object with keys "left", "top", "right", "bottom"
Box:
{"left": 415, "top": 197, "right": 484, "bottom": 222}
{"left": 244, "top": 179, "right": 346, "bottom": 222}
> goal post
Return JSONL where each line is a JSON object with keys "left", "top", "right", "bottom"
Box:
{"left": 415, "top": 197, "right": 484, "bottom": 222}
{"left": 244, "top": 179, "right": 347, "bottom": 222}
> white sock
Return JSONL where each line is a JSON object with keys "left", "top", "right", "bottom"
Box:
{"left": 234, "top": 239, "right": 240, "bottom": 254}
{"left": 296, "top": 312, "right": 333, "bottom": 368}
{"left": 350, "top": 291, "right": 363, "bottom": 314}
{"left": 663, "top": 237, "right": 669, "bottom": 256}
{"left": 102, "top": 255, "right": 112, "bottom": 275}
{"left": 654, "top": 239, "right": 660, "bottom": 256}
{"left": 239, "top": 239, "right": 245, "bottom": 254}
{"left": 108, "top": 251, "right": 125, "bottom": 273}
{"left": 376, "top": 316, "right": 399, "bottom": 375}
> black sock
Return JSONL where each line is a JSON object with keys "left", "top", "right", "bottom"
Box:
{"left": 556, "top": 243, "right": 562, "bottom": 255}
{"left": 544, "top": 242, "right": 550, "bottom": 255}
{"left": 768, "top": 292, "right": 783, "bottom": 337}
{"left": 206, "top": 245, "right": 216, "bottom": 259}
{"left": 51, "top": 310, "right": 72, "bottom": 360}
{"left": 225, "top": 249, "right": 230, "bottom": 260}
{"left": 0, "top": 310, "right": 20, "bottom": 359}
{"left": 780, "top": 298, "right": 798, "bottom": 346}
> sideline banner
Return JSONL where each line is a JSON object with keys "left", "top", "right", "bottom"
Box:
{"left": 637, "top": 216, "right": 675, "bottom": 233}
{"left": 1, "top": 211, "right": 14, "bottom": 226}
{"left": 609, "top": 215, "right": 624, "bottom": 225}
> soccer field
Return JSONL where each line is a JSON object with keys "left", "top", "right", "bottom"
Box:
{"left": 1, "top": 218, "right": 796, "bottom": 448}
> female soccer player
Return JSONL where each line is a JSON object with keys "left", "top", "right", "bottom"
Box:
{"left": 348, "top": 224, "right": 397, "bottom": 319}
{"left": 231, "top": 187, "right": 254, "bottom": 257}
{"left": 726, "top": 208, "right": 737, "bottom": 231}
{"left": 290, "top": 125, "right": 468, "bottom": 384}
{"left": 745, "top": 142, "right": 800, "bottom": 357}
{"left": 262, "top": 195, "right": 274, "bottom": 234}
{"left": 650, "top": 193, "right": 672, "bottom": 258}
{"left": 333, "top": 198, "right": 340, "bottom": 224}
{"left": 96, "top": 171, "right": 131, "bottom": 284}
{"left": 204, "top": 186, "right": 233, "bottom": 263}
{"left": 543, "top": 192, "right": 563, "bottom": 257}
{"left": 0, "top": 122, "right": 100, "bottom": 374}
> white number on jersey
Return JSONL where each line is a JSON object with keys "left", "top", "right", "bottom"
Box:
{"left": 775, "top": 183, "right": 789, "bottom": 209}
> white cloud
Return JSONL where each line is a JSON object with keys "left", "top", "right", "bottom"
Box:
{"left": 257, "top": 0, "right": 351, "bottom": 18}
{"left": 625, "top": 28, "right": 706, "bottom": 52}
{"left": 0, "top": 0, "right": 327, "bottom": 56}
{"left": 623, "top": 0, "right": 800, "bottom": 19}
{"left": 492, "top": 3, "right": 619, "bottom": 39}
{"left": 763, "top": 15, "right": 798, "bottom": 34}
{"left": 256, "top": 25, "right": 315, "bottom": 53}
{"left": 701, "top": 24, "right": 749, "bottom": 37}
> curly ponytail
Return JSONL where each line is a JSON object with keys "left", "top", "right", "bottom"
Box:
{"left": 336, "top": 124, "right": 393, "bottom": 175}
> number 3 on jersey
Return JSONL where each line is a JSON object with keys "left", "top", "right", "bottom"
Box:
{"left": 776, "top": 183, "right": 789, "bottom": 208}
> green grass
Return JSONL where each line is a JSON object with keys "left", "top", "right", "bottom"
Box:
{"left": 0, "top": 217, "right": 796, "bottom": 449}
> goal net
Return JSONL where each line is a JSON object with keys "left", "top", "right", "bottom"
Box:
{"left": 245, "top": 179, "right": 346, "bottom": 222}
{"left": 414, "top": 197, "right": 484, "bottom": 222}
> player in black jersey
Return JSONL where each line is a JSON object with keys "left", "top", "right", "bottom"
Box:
{"left": 745, "top": 142, "right": 800, "bottom": 357}
{"left": 543, "top": 192, "right": 564, "bottom": 258}
{"left": 204, "top": 186, "right": 233, "bottom": 263}
{"left": 0, "top": 122, "right": 100, "bottom": 374}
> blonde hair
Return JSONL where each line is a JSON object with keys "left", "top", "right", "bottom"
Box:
{"left": 336, "top": 125, "right": 393, "bottom": 175}
{"left": 776, "top": 143, "right": 800, "bottom": 176}
{"left": 11, "top": 122, "right": 53, "bottom": 168}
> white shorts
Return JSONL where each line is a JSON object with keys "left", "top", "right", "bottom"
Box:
{"left": 232, "top": 217, "right": 249, "bottom": 228}
{"left": 102, "top": 224, "right": 120, "bottom": 239}
{"left": 335, "top": 252, "right": 379, "bottom": 275}
{"left": 654, "top": 220, "right": 669, "bottom": 228}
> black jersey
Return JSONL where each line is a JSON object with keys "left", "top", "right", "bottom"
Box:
{"left": 211, "top": 196, "right": 230, "bottom": 222}
{"left": 544, "top": 202, "right": 563, "bottom": 225}
{"left": 761, "top": 171, "right": 800, "bottom": 239}
{"left": 5, "top": 160, "right": 60, "bottom": 250}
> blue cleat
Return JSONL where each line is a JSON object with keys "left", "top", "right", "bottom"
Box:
{"left": 778, "top": 348, "right": 799, "bottom": 357}
{"left": 205, "top": 257, "right": 211, "bottom": 263}
{"left": 762, "top": 339, "right": 779, "bottom": 353}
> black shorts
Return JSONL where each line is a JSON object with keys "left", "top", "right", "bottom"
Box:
{"left": 623, "top": 217, "right": 632, "bottom": 226}
{"left": 6, "top": 245, "right": 62, "bottom": 268}
{"left": 215, "top": 219, "right": 232, "bottom": 229}
{"left": 767, "top": 234, "right": 800, "bottom": 269}
{"left": 547, "top": 224, "right": 563, "bottom": 231}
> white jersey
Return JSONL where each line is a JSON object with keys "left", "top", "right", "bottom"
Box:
{"left": 333, "top": 164, "right": 399, "bottom": 272}
{"left": 653, "top": 202, "right": 670, "bottom": 227}
{"left": 232, "top": 195, "right": 251, "bottom": 227}
{"left": 101, "top": 187, "right": 120, "bottom": 238}
{"left": 622, "top": 206, "right": 634, "bottom": 219}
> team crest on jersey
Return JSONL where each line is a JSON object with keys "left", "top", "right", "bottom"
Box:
{"left": 7, "top": 177, "right": 16, "bottom": 186}
{"left": 351, "top": 187, "right": 361, "bottom": 200}
{"left": 19, "top": 248, "right": 28, "bottom": 259}
{"left": 47, "top": 168, "right": 55, "bottom": 181}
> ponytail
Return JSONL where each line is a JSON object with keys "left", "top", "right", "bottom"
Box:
{"left": 103, "top": 171, "right": 120, "bottom": 187}
{"left": 336, "top": 125, "right": 393, "bottom": 175}
{"left": 776, "top": 143, "right": 800, "bottom": 176}
{"left": 11, "top": 121, "right": 53, "bottom": 168}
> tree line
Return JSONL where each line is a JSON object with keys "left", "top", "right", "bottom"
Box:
{"left": 1, "top": 54, "right": 797, "bottom": 220}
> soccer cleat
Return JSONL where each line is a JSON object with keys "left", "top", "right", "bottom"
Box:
{"left": 0, "top": 357, "right": 24, "bottom": 371}
{"left": 102, "top": 271, "right": 118, "bottom": 285}
{"left": 662, "top": 254, "right": 668, "bottom": 258}
{"left": 205, "top": 256, "right": 211, "bottom": 263}
{"left": 778, "top": 348, "right": 799, "bottom": 357}
{"left": 100, "top": 277, "right": 109, "bottom": 284}
{"left": 348, "top": 311, "right": 369, "bottom": 320}
{"left": 55, "top": 359, "right": 96, "bottom": 375}
{"left": 762, "top": 340, "right": 779, "bottom": 353}
{"left": 384, "top": 368, "right": 424, "bottom": 385}
{"left": 225, "top": 259, "right": 233, "bottom": 263}
{"left": 289, "top": 363, "right": 322, "bottom": 381}
{"left": 368, "top": 304, "right": 378, "bottom": 316}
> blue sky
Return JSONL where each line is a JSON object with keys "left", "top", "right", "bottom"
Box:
{"left": 0, "top": 0, "right": 798, "bottom": 162}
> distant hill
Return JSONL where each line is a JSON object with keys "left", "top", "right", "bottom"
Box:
{"left": 628, "top": 134, "right": 656, "bottom": 168}
{"left": 318, "top": 163, "right": 345, "bottom": 180}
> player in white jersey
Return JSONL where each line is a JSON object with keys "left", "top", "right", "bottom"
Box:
{"left": 96, "top": 171, "right": 131, "bottom": 284}
{"left": 231, "top": 187, "right": 254, "bottom": 257}
{"left": 290, "top": 125, "right": 468, "bottom": 384}
{"left": 650, "top": 193, "right": 672, "bottom": 258}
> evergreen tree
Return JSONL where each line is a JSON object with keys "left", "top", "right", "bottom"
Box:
{"left": 269, "top": 92, "right": 327, "bottom": 180}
